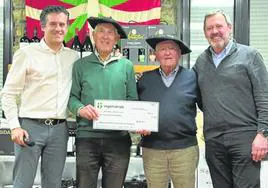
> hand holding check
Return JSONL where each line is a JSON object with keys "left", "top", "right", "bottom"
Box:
{"left": 79, "top": 104, "right": 100, "bottom": 120}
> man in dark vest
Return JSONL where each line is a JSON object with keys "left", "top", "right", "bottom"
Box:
{"left": 137, "top": 34, "right": 202, "bottom": 188}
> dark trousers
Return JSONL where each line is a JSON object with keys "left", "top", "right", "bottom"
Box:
{"left": 205, "top": 131, "right": 260, "bottom": 188}
{"left": 76, "top": 136, "right": 131, "bottom": 188}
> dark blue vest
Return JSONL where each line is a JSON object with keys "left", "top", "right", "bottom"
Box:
{"left": 137, "top": 67, "right": 199, "bottom": 149}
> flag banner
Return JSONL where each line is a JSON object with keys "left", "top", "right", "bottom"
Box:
{"left": 25, "top": 0, "right": 161, "bottom": 45}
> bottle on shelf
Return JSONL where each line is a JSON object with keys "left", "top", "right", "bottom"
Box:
{"left": 81, "top": 29, "right": 93, "bottom": 58}
{"left": 30, "top": 27, "right": 40, "bottom": 43}
{"left": 67, "top": 128, "right": 76, "bottom": 156}
{"left": 122, "top": 48, "right": 130, "bottom": 59}
{"left": 70, "top": 29, "right": 82, "bottom": 58}
{"left": 114, "top": 44, "right": 122, "bottom": 58}
{"left": 136, "top": 143, "right": 142, "bottom": 157}
{"left": 138, "top": 48, "right": 145, "bottom": 64}
{"left": 19, "top": 27, "right": 31, "bottom": 49}
{"left": 63, "top": 40, "right": 67, "bottom": 47}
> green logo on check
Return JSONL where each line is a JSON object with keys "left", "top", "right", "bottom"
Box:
{"left": 97, "top": 102, "right": 103, "bottom": 109}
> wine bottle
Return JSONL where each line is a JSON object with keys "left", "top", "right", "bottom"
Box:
{"left": 122, "top": 48, "right": 130, "bottom": 59}
{"left": 138, "top": 48, "right": 145, "bottom": 64}
{"left": 136, "top": 143, "right": 142, "bottom": 157}
{"left": 30, "top": 27, "right": 40, "bottom": 43}
{"left": 81, "top": 29, "right": 93, "bottom": 58}
{"left": 114, "top": 44, "right": 122, "bottom": 58}
{"left": 63, "top": 40, "right": 67, "bottom": 47}
{"left": 70, "top": 29, "right": 82, "bottom": 58}
{"left": 19, "top": 27, "right": 30, "bottom": 49}
{"left": 67, "top": 128, "right": 76, "bottom": 156}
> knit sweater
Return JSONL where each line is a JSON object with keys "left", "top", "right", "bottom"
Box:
{"left": 68, "top": 53, "right": 138, "bottom": 138}
{"left": 193, "top": 41, "right": 268, "bottom": 141}
{"left": 137, "top": 67, "right": 200, "bottom": 149}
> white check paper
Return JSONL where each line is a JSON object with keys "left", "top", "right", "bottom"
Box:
{"left": 93, "top": 100, "right": 159, "bottom": 132}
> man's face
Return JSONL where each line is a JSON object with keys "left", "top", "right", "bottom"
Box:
{"left": 41, "top": 12, "right": 68, "bottom": 48}
{"left": 204, "top": 13, "right": 232, "bottom": 53}
{"left": 155, "top": 40, "right": 181, "bottom": 71}
{"left": 93, "top": 23, "right": 120, "bottom": 54}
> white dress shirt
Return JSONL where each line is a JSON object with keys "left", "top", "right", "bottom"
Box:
{"left": 1, "top": 39, "right": 79, "bottom": 129}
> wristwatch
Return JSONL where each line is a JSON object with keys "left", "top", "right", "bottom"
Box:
{"left": 258, "top": 128, "right": 268, "bottom": 137}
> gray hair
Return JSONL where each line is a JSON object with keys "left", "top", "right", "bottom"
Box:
{"left": 94, "top": 24, "right": 119, "bottom": 35}
{"left": 203, "top": 10, "right": 232, "bottom": 31}
{"left": 40, "top": 6, "right": 69, "bottom": 28}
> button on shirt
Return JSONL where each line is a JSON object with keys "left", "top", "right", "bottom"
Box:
{"left": 159, "top": 65, "right": 180, "bottom": 87}
{"left": 210, "top": 40, "right": 233, "bottom": 67}
{"left": 1, "top": 39, "right": 79, "bottom": 129}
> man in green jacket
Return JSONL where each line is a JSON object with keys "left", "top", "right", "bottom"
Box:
{"left": 68, "top": 17, "right": 138, "bottom": 188}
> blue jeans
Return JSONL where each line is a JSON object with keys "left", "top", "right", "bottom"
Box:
{"left": 76, "top": 136, "right": 131, "bottom": 188}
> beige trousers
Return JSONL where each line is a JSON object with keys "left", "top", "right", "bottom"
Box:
{"left": 142, "top": 145, "right": 199, "bottom": 188}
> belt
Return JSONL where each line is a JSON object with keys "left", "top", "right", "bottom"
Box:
{"left": 27, "top": 118, "right": 66, "bottom": 126}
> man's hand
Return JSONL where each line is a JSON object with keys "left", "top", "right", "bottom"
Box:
{"left": 79, "top": 104, "right": 100, "bottom": 120}
{"left": 11, "top": 127, "right": 29, "bottom": 146}
{"left": 251, "top": 133, "right": 268, "bottom": 162}
{"left": 136, "top": 129, "right": 151, "bottom": 136}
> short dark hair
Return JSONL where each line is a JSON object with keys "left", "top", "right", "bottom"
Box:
{"left": 40, "top": 5, "right": 69, "bottom": 27}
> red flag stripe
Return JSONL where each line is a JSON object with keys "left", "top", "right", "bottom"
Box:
{"left": 25, "top": 0, "right": 73, "bottom": 9}
{"left": 112, "top": 0, "right": 160, "bottom": 12}
{"left": 25, "top": 0, "right": 161, "bottom": 45}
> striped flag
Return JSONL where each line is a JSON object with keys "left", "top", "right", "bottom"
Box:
{"left": 25, "top": 0, "right": 161, "bottom": 44}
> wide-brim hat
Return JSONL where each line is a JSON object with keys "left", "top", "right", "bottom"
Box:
{"left": 146, "top": 34, "right": 191, "bottom": 55}
{"left": 88, "top": 16, "right": 127, "bottom": 39}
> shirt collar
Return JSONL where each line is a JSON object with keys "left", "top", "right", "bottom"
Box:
{"left": 210, "top": 39, "right": 233, "bottom": 57}
{"left": 159, "top": 64, "right": 180, "bottom": 77}
{"left": 94, "top": 48, "right": 120, "bottom": 64}
{"left": 40, "top": 38, "right": 65, "bottom": 53}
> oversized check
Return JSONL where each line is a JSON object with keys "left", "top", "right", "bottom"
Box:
{"left": 93, "top": 100, "right": 159, "bottom": 132}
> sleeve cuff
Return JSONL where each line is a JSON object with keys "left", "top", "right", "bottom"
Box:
{"left": 8, "top": 117, "right": 21, "bottom": 130}
{"left": 76, "top": 106, "right": 84, "bottom": 117}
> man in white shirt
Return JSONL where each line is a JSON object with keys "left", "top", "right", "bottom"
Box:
{"left": 1, "top": 6, "right": 78, "bottom": 188}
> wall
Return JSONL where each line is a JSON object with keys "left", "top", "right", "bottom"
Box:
{"left": 13, "top": 0, "right": 25, "bottom": 52}
{"left": 161, "top": 0, "right": 177, "bottom": 24}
